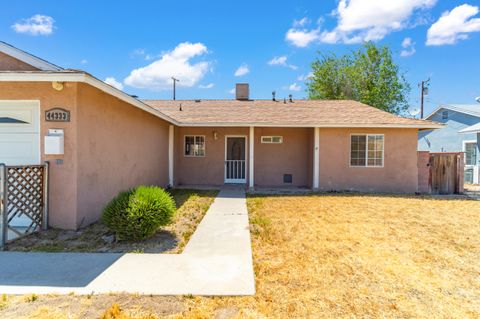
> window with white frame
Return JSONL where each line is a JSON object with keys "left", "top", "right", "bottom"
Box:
{"left": 465, "top": 142, "right": 477, "bottom": 166}
{"left": 261, "top": 136, "right": 283, "bottom": 144}
{"left": 350, "top": 134, "right": 384, "bottom": 167}
{"left": 184, "top": 135, "right": 205, "bottom": 156}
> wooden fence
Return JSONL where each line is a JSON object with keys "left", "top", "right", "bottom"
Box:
{"left": 418, "top": 152, "right": 464, "bottom": 195}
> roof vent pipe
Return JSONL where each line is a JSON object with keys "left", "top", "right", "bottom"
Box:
{"left": 272, "top": 91, "right": 276, "bottom": 101}
{"left": 289, "top": 94, "right": 293, "bottom": 102}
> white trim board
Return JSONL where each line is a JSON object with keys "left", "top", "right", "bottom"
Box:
{"left": 425, "top": 105, "right": 480, "bottom": 120}
{"left": 0, "top": 42, "right": 62, "bottom": 71}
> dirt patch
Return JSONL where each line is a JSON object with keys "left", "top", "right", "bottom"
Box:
{"left": 0, "top": 294, "right": 184, "bottom": 319}
{"left": 6, "top": 189, "right": 218, "bottom": 254}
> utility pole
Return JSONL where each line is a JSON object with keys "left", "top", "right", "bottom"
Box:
{"left": 419, "top": 78, "right": 430, "bottom": 119}
{"left": 171, "top": 77, "right": 179, "bottom": 100}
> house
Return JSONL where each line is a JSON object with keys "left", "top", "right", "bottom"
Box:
{"left": 0, "top": 42, "right": 441, "bottom": 230}
{"left": 418, "top": 104, "right": 480, "bottom": 184}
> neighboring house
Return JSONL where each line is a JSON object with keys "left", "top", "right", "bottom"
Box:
{"left": 418, "top": 104, "right": 480, "bottom": 184}
{"left": 0, "top": 42, "right": 440, "bottom": 230}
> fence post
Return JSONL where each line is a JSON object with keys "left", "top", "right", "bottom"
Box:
{"left": 42, "top": 161, "right": 50, "bottom": 231}
{"left": 0, "top": 163, "right": 7, "bottom": 250}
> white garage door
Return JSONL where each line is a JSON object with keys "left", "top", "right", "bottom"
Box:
{"left": 0, "top": 101, "right": 40, "bottom": 165}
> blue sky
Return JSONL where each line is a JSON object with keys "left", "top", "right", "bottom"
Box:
{"left": 1, "top": 0, "right": 480, "bottom": 115}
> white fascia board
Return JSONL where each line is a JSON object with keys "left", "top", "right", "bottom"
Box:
{"left": 425, "top": 105, "right": 480, "bottom": 120}
{"left": 0, "top": 72, "right": 179, "bottom": 125}
{"left": 0, "top": 42, "right": 63, "bottom": 71}
{"left": 174, "top": 122, "right": 444, "bottom": 129}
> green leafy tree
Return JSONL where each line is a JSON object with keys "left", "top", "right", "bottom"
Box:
{"left": 307, "top": 42, "right": 410, "bottom": 114}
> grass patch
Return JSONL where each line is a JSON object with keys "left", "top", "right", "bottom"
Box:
{"left": 7, "top": 189, "right": 218, "bottom": 254}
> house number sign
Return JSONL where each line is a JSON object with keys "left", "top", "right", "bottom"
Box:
{"left": 45, "top": 108, "right": 70, "bottom": 122}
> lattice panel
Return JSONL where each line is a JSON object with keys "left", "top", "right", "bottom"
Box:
{"left": 5, "top": 166, "right": 45, "bottom": 239}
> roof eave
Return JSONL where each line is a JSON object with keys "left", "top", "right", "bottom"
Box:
{"left": 0, "top": 72, "right": 179, "bottom": 125}
{"left": 0, "top": 42, "right": 63, "bottom": 71}
{"left": 173, "top": 122, "right": 444, "bottom": 129}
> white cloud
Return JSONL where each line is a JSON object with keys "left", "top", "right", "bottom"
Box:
{"left": 293, "top": 17, "right": 310, "bottom": 27}
{"left": 285, "top": 28, "right": 321, "bottom": 47}
{"left": 199, "top": 83, "right": 214, "bottom": 89}
{"left": 426, "top": 4, "right": 480, "bottom": 45}
{"left": 228, "top": 88, "right": 235, "bottom": 94}
{"left": 297, "top": 72, "right": 314, "bottom": 81}
{"left": 267, "top": 56, "right": 298, "bottom": 70}
{"left": 132, "top": 48, "right": 145, "bottom": 56}
{"left": 289, "top": 83, "right": 302, "bottom": 91}
{"left": 268, "top": 56, "right": 288, "bottom": 65}
{"left": 80, "top": 59, "right": 88, "bottom": 65}
{"left": 12, "top": 14, "right": 55, "bottom": 36}
{"left": 234, "top": 64, "right": 250, "bottom": 76}
{"left": 310, "top": 0, "right": 436, "bottom": 44}
{"left": 104, "top": 77, "right": 124, "bottom": 90}
{"left": 124, "top": 42, "right": 210, "bottom": 90}
{"left": 132, "top": 48, "right": 158, "bottom": 61}
{"left": 400, "top": 37, "right": 416, "bottom": 57}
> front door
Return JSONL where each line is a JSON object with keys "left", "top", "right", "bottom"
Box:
{"left": 225, "top": 136, "right": 246, "bottom": 183}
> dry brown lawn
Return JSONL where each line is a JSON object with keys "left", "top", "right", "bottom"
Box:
{"left": 1, "top": 194, "right": 479, "bottom": 318}
{"left": 178, "top": 194, "right": 480, "bottom": 319}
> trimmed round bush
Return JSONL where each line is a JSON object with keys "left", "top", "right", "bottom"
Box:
{"left": 102, "top": 186, "right": 176, "bottom": 241}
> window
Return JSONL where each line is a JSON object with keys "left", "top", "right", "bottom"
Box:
{"left": 350, "top": 134, "right": 384, "bottom": 167}
{"left": 442, "top": 110, "right": 448, "bottom": 120}
{"left": 261, "top": 136, "right": 283, "bottom": 144}
{"left": 465, "top": 142, "right": 477, "bottom": 166}
{"left": 184, "top": 135, "right": 205, "bottom": 157}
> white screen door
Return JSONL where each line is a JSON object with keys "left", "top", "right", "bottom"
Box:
{"left": 225, "top": 136, "right": 246, "bottom": 183}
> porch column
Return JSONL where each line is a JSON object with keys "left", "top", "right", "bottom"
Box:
{"left": 249, "top": 126, "right": 254, "bottom": 189}
{"left": 313, "top": 127, "right": 320, "bottom": 189}
{"left": 168, "top": 125, "right": 174, "bottom": 187}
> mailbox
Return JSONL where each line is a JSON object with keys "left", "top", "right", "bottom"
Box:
{"left": 45, "top": 129, "right": 64, "bottom": 155}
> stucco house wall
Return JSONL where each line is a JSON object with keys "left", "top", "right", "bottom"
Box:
{"left": 318, "top": 128, "right": 419, "bottom": 193}
{"left": 174, "top": 126, "right": 249, "bottom": 186}
{"left": 418, "top": 108, "right": 479, "bottom": 152}
{"left": 0, "top": 52, "right": 39, "bottom": 71}
{"left": 0, "top": 81, "right": 171, "bottom": 229}
{"left": 0, "top": 81, "right": 79, "bottom": 229}
{"left": 75, "top": 83, "right": 170, "bottom": 227}
{"left": 254, "top": 127, "right": 311, "bottom": 187}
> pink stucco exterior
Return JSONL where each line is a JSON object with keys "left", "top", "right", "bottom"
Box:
{"left": 0, "top": 81, "right": 169, "bottom": 229}
{"left": 173, "top": 126, "right": 419, "bottom": 193}
{"left": 318, "top": 128, "right": 419, "bottom": 193}
{"left": 75, "top": 83, "right": 170, "bottom": 227}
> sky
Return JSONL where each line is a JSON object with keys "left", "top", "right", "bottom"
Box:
{"left": 1, "top": 0, "right": 480, "bottom": 115}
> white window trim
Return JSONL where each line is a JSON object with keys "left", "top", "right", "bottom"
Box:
{"left": 261, "top": 136, "right": 283, "bottom": 144}
{"left": 463, "top": 140, "right": 477, "bottom": 167}
{"left": 184, "top": 135, "right": 206, "bottom": 157}
{"left": 349, "top": 133, "right": 385, "bottom": 168}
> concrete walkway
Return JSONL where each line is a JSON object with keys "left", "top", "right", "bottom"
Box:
{"left": 0, "top": 189, "right": 255, "bottom": 295}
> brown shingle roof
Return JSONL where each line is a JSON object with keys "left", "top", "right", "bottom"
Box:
{"left": 144, "top": 99, "right": 442, "bottom": 129}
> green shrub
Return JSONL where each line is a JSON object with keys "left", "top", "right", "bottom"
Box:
{"left": 102, "top": 186, "right": 176, "bottom": 241}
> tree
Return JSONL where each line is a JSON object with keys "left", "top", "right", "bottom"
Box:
{"left": 307, "top": 42, "right": 410, "bottom": 114}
